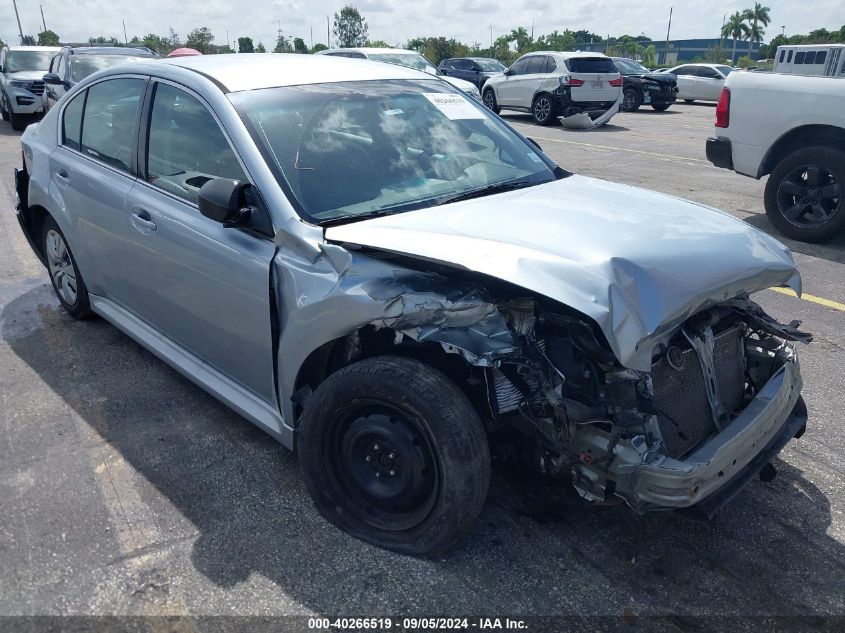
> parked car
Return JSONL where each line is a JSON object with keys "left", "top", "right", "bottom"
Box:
{"left": 482, "top": 51, "right": 623, "bottom": 125}
{"left": 16, "top": 54, "right": 810, "bottom": 556}
{"left": 773, "top": 44, "right": 845, "bottom": 76}
{"left": 43, "top": 46, "right": 158, "bottom": 111}
{"left": 1, "top": 46, "right": 60, "bottom": 130}
{"left": 611, "top": 57, "right": 678, "bottom": 111}
{"left": 316, "top": 47, "right": 481, "bottom": 99}
{"left": 438, "top": 57, "right": 505, "bottom": 89}
{"left": 707, "top": 71, "right": 845, "bottom": 242}
{"left": 667, "top": 63, "right": 733, "bottom": 102}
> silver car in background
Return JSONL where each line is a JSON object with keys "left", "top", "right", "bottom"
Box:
{"left": 1, "top": 46, "right": 60, "bottom": 130}
{"left": 15, "top": 54, "right": 810, "bottom": 556}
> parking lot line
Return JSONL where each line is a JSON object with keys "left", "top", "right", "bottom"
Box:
{"left": 526, "top": 135, "right": 711, "bottom": 164}
{"left": 770, "top": 287, "right": 845, "bottom": 311}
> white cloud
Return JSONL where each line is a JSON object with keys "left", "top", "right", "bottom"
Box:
{"left": 1, "top": 0, "right": 841, "bottom": 50}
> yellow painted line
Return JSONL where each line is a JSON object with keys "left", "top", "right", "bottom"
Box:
{"left": 770, "top": 287, "right": 845, "bottom": 311}
{"left": 525, "top": 134, "right": 711, "bottom": 164}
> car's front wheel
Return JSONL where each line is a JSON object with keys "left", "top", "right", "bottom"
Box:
{"left": 621, "top": 88, "right": 641, "bottom": 112}
{"left": 0, "top": 92, "right": 10, "bottom": 121}
{"left": 10, "top": 112, "right": 28, "bottom": 131}
{"left": 482, "top": 88, "right": 500, "bottom": 114}
{"left": 764, "top": 146, "right": 845, "bottom": 243}
{"left": 298, "top": 356, "right": 490, "bottom": 556}
{"left": 42, "top": 217, "right": 93, "bottom": 318}
{"left": 531, "top": 93, "right": 557, "bottom": 126}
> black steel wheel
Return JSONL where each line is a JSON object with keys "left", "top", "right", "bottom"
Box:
{"left": 531, "top": 93, "right": 557, "bottom": 126}
{"left": 764, "top": 146, "right": 845, "bottom": 243}
{"left": 298, "top": 356, "right": 490, "bottom": 556}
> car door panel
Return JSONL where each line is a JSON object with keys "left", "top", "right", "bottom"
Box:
{"left": 672, "top": 66, "right": 696, "bottom": 99}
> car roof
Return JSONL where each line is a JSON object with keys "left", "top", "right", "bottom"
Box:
{"left": 523, "top": 50, "right": 611, "bottom": 59}
{"left": 149, "top": 53, "right": 437, "bottom": 92}
{"left": 66, "top": 46, "right": 157, "bottom": 57}
{"left": 5, "top": 46, "right": 61, "bottom": 52}
{"left": 320, "top": 47, "right": 420, "bottom": 55}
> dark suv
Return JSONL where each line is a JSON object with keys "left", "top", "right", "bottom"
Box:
{"left": 438, "top": 57, "right": 505, "bottom": 89}
{"left": 611, "top": 57, "right": 678, "bottom": 112}
{"left": 43, "top": 46, "right": 158, "bottom": 110}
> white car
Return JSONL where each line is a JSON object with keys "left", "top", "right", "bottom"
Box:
{"left": 481, "top": 51, "right": 622, "bottom": 125}
{"left": 0, "top": 45, "right": 61, "bottom": 130}
{"left": 667, "top": 63, "right": 734, "bottom": 102}
{"left": 316, "top": 47, "right": 481, "bottom": 99}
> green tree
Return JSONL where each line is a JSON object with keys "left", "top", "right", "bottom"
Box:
{"left": 37, "top": 30, "right": 60, "bottom": 46}
{"left": 406, "top": 36, "right": 469, "bottom": 64}
{"left": 333, "top": 5, "right": 368, "bottom": 47}
{"left": 255, "top": 41, "right": 266, "bottom": 53}
{"left": 538, "top": 30, "right": 575, "bottom": 51}
{"left": 642, "top": 44, "right": 657, "bottom": 67}
{"left": 21, "top": 35, "right": 36, "bottom": 46}
{"left": 571, "top": 29, "right": 603, "bottom": 44}
{"left": 365, "top": 39, "right": 392, "bottom": 48}
{"left": 743, "top": 3, "right": 770, "bottom": 57}
{"left": 186, "top": 27, "right": 214, "bottom": 54}
{"left": 238, "top": 36, "right": 254, "bottom": 53}
{"left": 273, "top": 34, "right": 293, "bottom": 53}
{"left": 293, "top": 37, "right": 308, "bottom": 54}
{"left": 89, "top": 35, "right": 119, "bottom": 45}
{"left": 721, "top": 12, "right": 749, "bottom": 62}
{"left": 706, "top": 45, "right": 729, "bottom": 63}
{"left": 311, "top": 43, "right": 328, "bottom": 53}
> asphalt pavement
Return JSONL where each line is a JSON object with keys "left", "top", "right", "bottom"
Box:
{"left": 1, "top": 102, "right": 843, "bottom": 627}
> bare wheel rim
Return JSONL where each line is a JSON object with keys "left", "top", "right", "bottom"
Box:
{"left": 45, "top": 229, "right": 78, "bottom": 306}
{"left": 483, "top": 91, "right": 495, "bottom": 110}
{"left": 534, "top": 96, "right": 551, "bottom": 121}
{"left": 777, "top": 164, "right": 842, "bottom": 229}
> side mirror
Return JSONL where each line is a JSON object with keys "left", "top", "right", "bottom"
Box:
{"left": 198, "top": 179, "right": 252, "bottom": 227}
{"left": 504, "top": 68, "right": 513, "bottom": 76}
{"left": 43, "top": 72, "right": 63, "bottom": 85}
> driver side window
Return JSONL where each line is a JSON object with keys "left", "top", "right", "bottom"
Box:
{"left": 146, "top": 82, "right": 246, "bottom": 205}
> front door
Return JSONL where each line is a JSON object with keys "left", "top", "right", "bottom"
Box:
{"left": 118, "top": 80, "right": 278, "bottom": 403}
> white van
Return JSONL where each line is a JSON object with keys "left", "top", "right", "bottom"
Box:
{"left": 773, "top": 44, "right": 845, "bottom": 77}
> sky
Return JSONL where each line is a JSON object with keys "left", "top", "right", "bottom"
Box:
{"left": 2, "top": 0, "right": 843, "bottom": 50}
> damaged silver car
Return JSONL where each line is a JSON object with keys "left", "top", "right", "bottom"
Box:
{"left": 14, "top": 54, "right": 810, "bottom": 556}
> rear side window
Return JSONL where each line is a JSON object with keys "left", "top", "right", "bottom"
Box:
{"left": 816, "top": 51, "right": 826, "bottom": 64}
{"left": 80, "top": 78, "right": 144, "bottom": 173}
{"left": 62, "top": 91, "right": 85, "bottom": 151}
{"left": 567, "top": 57, "right": 617, "bottom": 73}
{"left": 795, "top": 52, "right": 806, "bottom": 64}
{"left": 525, "top": 56, "right": 546, "bottom": 74}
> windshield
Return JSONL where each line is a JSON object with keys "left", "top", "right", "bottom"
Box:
{"left": 368, "top": 53, "right": 437, "bottom": 74}
{"left": 231, "top": 79, "right": 556, "bottom": 224}
{"left": 474, "top": 58, "right": 505, "bottom": 72}
{"left": 5, "top": 51, "right": 54, "bottom": 73}
{"left": 614, "top": 58, "right": 650, "bottom": 74}
{"left": 716, "top": 65, "right": 734, "bottom": 76}
{"left": 71, "top": 55, "right": 149, "bottom": 81}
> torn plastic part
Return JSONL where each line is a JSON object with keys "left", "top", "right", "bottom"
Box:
{"left": 559, "top": 93, "right": 622, "bottom": 130}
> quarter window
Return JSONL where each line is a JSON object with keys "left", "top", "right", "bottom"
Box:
{"left": 80, "top": 78, "right": 144, "bottom": 173}
{"left": 146, "top": 82, "right": 246, "bottom": 204}
{"left": 61, "top": 91, "right": 85, "bottom": 151}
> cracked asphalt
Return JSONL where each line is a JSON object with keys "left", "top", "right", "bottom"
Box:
{"left": 1, "top": 102, "right": 843, "bottom": 627}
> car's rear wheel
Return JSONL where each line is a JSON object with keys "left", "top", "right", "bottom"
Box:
{"left": 298, "top": 356, "right": 490, "bottom": 556}
{"left": 652, "top": 103, "right": 671, "bottom": 111}
{"left": 764, "top": 146, "right": 845, "bottom": 243}
{"left": 42, "top": 217, "right": 93, "bottom": 319}
{"left": 482, "top": 88, "right": 500, "bottom": 114}
{"left": 531, "top": 93, "right": 557, "bottom": 126}
{"left": 10, "top": 112, "right": 28, "bottom": 132}
{"left": 621, "top": 88, "right": 641, "bottom": 112}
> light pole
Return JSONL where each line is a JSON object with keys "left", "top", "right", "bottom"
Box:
{"left": 226, "top": 30, "right": 229, "bottom": 52}
{"left": 122, "top": 19, "right": 128, "bottom": 44}
{"left": 781, "top": 25, "right": 785, "bottom": 36}
{"left": 663, "top": 6, "right": 673, "bottom": 66}
{"left": 12, "top": 0, "right": 25, "bottom": 44}
{"left": 326, "top": 15, "right": 330, "bottom": 48}
{"left": 40, "top": 4, "right": 47, "bottom": 32}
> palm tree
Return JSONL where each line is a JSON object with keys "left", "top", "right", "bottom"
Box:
{"left": 721, "top": 12, "right": 749, "bottom": 63}
{"left": 743, "top": 3, "right": 771, "bottom": 58}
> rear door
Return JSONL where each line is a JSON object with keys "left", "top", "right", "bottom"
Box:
{"left": 567, "top": 56, "right": 620, "bottom": 103}
{"left": 671, "top": 65, "right": 696, "bottom": 99}
{"left": 496, "top": 56, "right": 533, "bottom": 107}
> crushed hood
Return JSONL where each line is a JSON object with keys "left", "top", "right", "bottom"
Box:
{"left": 325, "top": 175, "right": 801, "bottom": 371}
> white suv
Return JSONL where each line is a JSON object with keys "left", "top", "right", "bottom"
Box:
{"left": 482, "top": 51, "right": 622, "bottom": 125}
{"left": 0, "top": 46, "right": 60, "bottom": 130}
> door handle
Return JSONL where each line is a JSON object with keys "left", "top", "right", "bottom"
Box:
{"left": 130, "top": 209, "right": 157, "bottom": 233}
{"left": 54, "top": 170, "right": 71, "bottom": 187}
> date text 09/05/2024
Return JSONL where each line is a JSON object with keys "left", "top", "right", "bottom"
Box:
{"left": 307, "top": 617, "right": 528, "bottom": 630}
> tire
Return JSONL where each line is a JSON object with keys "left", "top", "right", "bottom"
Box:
{"left": 482, "top": 88, "right": 500, "bottom": 114}
{"left": 621, "top": 88, "right": 641, "bottom": 112}
{"left": 684, "top": 99, "right": 694, "bottom": 103}
{"left": 42, "top": 217, "right": 94, "bottom": 319}
{"left": 764, "top": 146, "right": 845, "bottom": 243}
{"left": 531, "top": 93, "right": 557, "bottom": 126}
{"left": 10, "top": 112, "right": 28, "bottom": 132}
{"left": 298, "top": 355, "right": 491, "bottom": 556}
{"left": 0, "top": 92, "right": 10, "bottom": 121}
{"left": 651, "top": 104, "right": 671, "bottom": 112}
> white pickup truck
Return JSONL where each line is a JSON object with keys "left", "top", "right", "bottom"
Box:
{"left": 706, "top": 71, "right": 845, "bottom": 242}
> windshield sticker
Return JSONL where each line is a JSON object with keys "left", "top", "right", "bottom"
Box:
{"left": 527, "top": 152, "right": 543, "bottom": 163}
{"left": 384, "top": 109, "right": 404, "bottom": 116}
{"left": 422, "top": 93, "right": 486, "bottom": 120}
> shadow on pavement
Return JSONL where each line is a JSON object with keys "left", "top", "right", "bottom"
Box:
{"left": 743, "top": 213, "right": 845, "bottom": 265}
{"left": 3, "top": 285, "right": 844, "bottom": 618}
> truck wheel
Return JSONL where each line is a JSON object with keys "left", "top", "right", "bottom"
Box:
{"left": 764, "top": 146, "right": 845, "bottom": 243}
{"left": 42, "top": 217, "right": 94, "bottom": 319}
{"left": 10, "top": 112, "right": 28, "bottom": 132}
{"left": 621, "top": 88, "right": 641, "bottom": 112}
{"left": 298, "top": 356, "right": 490, "bottom": 556}
{"left": 531, "top": 93, "right": 557, "bottom": 125}
{"left": 652, "top": 104, "right": 671, "bottom": 112}
{"left": 482, "top": 88, "right": 500, "bottom": 114}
